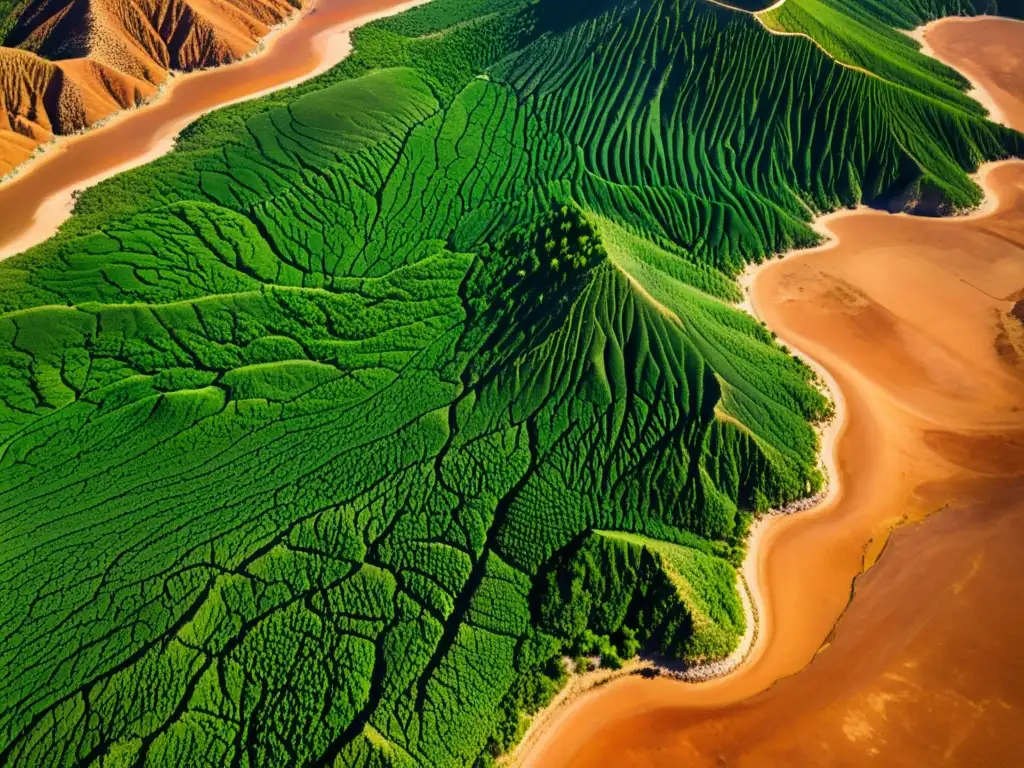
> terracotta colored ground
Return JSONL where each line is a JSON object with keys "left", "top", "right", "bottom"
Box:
{"left": 520, "top": 17, "right": 1024, "bottom": 768}
{"left": 0, "top": 48, "right": 156, "bottom": 172}
{"left": 0, "top": 0, "right": 296, "bottom": 173}
{"left": 0, "top": 0, "right": 423, "bottom": 258}
{"left": 919, "top": 17, "right": 1024, "bottom": 131}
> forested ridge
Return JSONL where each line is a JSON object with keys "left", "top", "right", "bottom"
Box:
{"left": 0, "top": 0, "right": 1021, "bottom": 764}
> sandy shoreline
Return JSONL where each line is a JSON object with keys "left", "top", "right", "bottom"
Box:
{"left": 507, "top": 191, "right": 862, "bottom": 768}
{"left": 507, "top": 567, "right": 763, "bottom": 766}
{"left": 514, "top": 155, "right": 1024, "bottom": 768}
{"left": 511, "top": 15, "right": 1024, "bottom": 768}
{"left": 0, "top": 0, "right": 432, "bottom": 261}
{"left": 904, "top": 16, "right": 1021, "bottom": 129}
{"left": 0, "top": 0, "right": 312, "bottom": 187}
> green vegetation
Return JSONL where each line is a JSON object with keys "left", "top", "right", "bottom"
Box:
{"left": 0, "top": 0, "right": 28, "bottom": 42}
{"left": 0, "top": 0, "right": 1020, "bottom": 765}
{"left": 825, "top": 0, "right": 1022, "bottom": 28}
{"left": 761, "top": 0, "right": 1024, "bottom": 113}
{"left": 538, "top": 531, "right": 745, "bottom": 665}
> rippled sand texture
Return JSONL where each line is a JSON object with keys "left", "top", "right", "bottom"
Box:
{"left": 527, "top": 17, "right": 1024, "bottom": 768}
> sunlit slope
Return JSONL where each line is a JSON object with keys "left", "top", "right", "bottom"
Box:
{"left": 4, "top": 0, "right": 299, "bottom": 80}
{"left": 829, "top": 0, "right": 1024, "bottom": 29}
{"left": 538, "top": 530, "right": 747, "bottom": 663}
{"left": 0, "top": 46, "right": 156, "bottom": 173}
{"left": 0, "top": 0, "right": 298, "bottom": 171}
{"left": 0, "top": 0, "right": 1021, "bottom": 765}
{"left": 760, "top": 0, "right": 1024, "bottom": 114}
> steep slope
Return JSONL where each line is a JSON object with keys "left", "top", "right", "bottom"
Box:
{"left": 0, "top": 0, "right": 1021, "bottom": 766}
{"left": 6, "top": 0, "right": 299, "bottom": 82}
{"left": 0, "top": 0, "right": 298, "bottom": 174}
{"left": 760, "top": 0, "right": 1024, "bottom": 115}
{"left": 0, "top": 45, "right": 154, "bottom": 171}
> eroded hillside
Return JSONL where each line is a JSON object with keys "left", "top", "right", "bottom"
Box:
{"left": 0, "top": 46, "right": 155, "bottom": 168}
{"left": 0, "top": 0, "right": 298, "bottom": 174}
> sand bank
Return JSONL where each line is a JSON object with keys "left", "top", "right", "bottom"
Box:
{"left": 0, "top": 0, "right": 431, "bottom": 260}
{"left": 515, "top": 15, "right": 1024, "bottom": 768}
{"left": 908, "top": 15, "right": 1024, "bottom": 130}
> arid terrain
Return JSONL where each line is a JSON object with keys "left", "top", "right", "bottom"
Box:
{"left": 0, "top": 0, "right": 298, "bottom": 174}
{"left": 521, "top": 16, "right": 1024, "bottom": 768}
{"left": 0, "top": 0, "right": 421, "bottom": 259}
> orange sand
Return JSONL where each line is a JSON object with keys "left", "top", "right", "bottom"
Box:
{"left": 0, "top": 0, "right": 297, "bottom": 173}
{"left": 912, "top": 16, "right": 1024, "bottom": 131}
{"left": 0, "top": 0, "right": 427, "bottom": 259}
{"left": 519, "top": 16, "right": 1024, "bottom": 768}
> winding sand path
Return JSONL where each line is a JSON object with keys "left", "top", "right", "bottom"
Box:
{"left": 0, "top": 0, "right": 428, "bottom": 260}
{"left": 517, "top": 16, "right": 1024, "bottom": 768}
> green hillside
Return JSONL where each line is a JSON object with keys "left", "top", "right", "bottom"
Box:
{"left": 0, "top": 0, "right": 1020, "bottom": 765}
{"left": 760, "top": 0, "right": 1024, "bottom": 112}
{"left": 0, "top": 0, "right": 28, "bottom": 42}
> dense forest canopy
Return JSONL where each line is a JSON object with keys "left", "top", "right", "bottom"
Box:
{"left": 0, "top": 0, "right": 1021, "bottom": 764}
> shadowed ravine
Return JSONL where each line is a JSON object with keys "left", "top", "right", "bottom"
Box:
{"left": 521, "top": 16, "right": 1024, "bottom": 767}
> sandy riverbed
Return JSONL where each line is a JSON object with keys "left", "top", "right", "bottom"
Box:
{"left": 516, "top": 16, "right": 1024, "bottom": 768}
{"left": 0, "top": 0, "right": 430, "bottom": 260}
